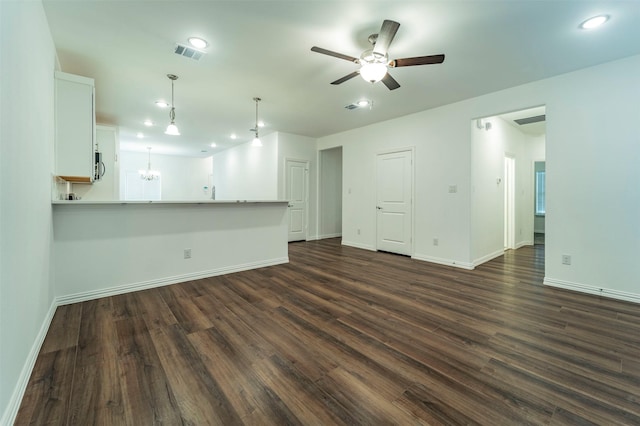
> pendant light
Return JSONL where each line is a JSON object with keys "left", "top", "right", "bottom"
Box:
{"left": 139, "top": 147, "right": 160, "bottom": 180}
{"left": 165, "top": 74, "right": 180, "bottom": 135}
{"left": 251, "top": 97, "right": 262, "bottom": 147}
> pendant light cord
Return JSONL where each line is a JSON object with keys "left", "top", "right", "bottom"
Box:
{"left": 169, "top": 78, "right": 176, "bottom": 123}
{"left": 254, "top": 97, "right": 260, "bottom": 139}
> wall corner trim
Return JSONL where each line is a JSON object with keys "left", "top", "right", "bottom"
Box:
{"left": 341, "top": 240, "right": 376, "bottom": 251}
{"left": 412, "top": 254, "right": 475, "bottom": 270}
{"left": 544, "top": 277, "right": 640, "bottom": 304}
{"left": 472, "top": 249, "right": 506, "bottom": 268}
{"left": 1, "top": 301, "right": 58, "bottom": 426}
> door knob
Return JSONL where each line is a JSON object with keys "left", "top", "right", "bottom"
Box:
{"left": 376, "top": 206, "right": 382, "bottom": 210}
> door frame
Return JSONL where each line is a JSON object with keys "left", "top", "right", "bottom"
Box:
{"left": 284, "top": 157, "right": 310, "bottom": 242}
{"left": 375, "top": 146, "right": 415, "bottom": 255}
{"left": 504, "top": 153, "right": 516, "bottom": 250}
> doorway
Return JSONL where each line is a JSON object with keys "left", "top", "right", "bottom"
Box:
{"left": 534, "top": 160, "right": 546, "bottom": 245}
{"left": 376, "top": 149, "right": 413, "bottom": 256}
{"left": 285, "top": 159, "right": 308, "bottom": 242}
{"left": 319, "top": 147, "right": 343, "bottom": 239}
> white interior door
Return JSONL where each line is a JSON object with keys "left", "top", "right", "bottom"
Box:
{"left": 286, "top": 159, "right": 308, "bottom": 242}
{"left": 376, "top": 150, "right": 413, "bottom": 255}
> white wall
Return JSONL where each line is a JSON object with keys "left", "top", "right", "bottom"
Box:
{"left": 53, "top": 203, "right": 288, "bottom": 300}
{"left": 0, "top": 1, "right": 57, "bottom": 423}
{"left": 319, "top": 104, "right": 472, "bottom": 261}
{"left": 211, "top": 131, "right": 320, "bottom": 238}
{"left": 543, "top": 56, "right": 640, "bottom": 300}
{"left": 318, "top": 54, "right": 640, "bottom": 301}
{"left": 120, "top": 151, "right": 213, "bottom": 200}
{"left": 319, "top": 147, "right": 343, "bottom": 238}
{"left": 212, "top": 133, "right": 278, "bottom": 200}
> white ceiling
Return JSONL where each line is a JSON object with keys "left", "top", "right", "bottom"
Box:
{"left": 42, "top": 1, "right": 640, "bottom": 157}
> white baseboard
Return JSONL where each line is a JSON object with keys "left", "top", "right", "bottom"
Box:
{"left": 1, "top": 301, "right": 57, "bottom": 426}
{"left": 341, "top": 240, "right": 376, "bottom": 251}
{"left": 516, "top": 240, "right": 533, "bottom": 249}
{"left": 317, "top": 233, "right": 342, "bottom": 240}
{"left": 412, "top": 253, "right": 475, "bottom": 270}
{"left": 56, "top": 257, "right": 289, "bottom": 306}
{"left": 472, "top": 249, "right": 506, "bottom": 268}
{"left": 544, "top": 278, "right": 640, "bottom": 304}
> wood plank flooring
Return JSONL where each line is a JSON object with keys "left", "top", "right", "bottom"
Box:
{"left": 16, "top": 239, "right": 640, "bottom": 425}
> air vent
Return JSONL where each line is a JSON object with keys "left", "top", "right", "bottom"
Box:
{"left": 174, "top": 44, "right": 204, "bottom": 61}
{"left": 514, "top": 114, "right": 545, "bottom": 125}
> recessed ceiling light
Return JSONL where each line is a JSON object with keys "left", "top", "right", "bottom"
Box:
{"left": 188, "top": 37, "right": 208, "bottom": 49}
{"left": 357, "top": 99, "right": 371, "bottom": 107}
{"left": 230, "top": 133, "right": 237, "bottom": 139}
{"left": 136, "top": 132, "right": 144, "bottom": 138}
{"left": 143, "top": 119, "right": 153, "bottom": 126}
{"left": 580, "top": 15, "right": 609, "bottom": 30}
{"left": 155, "top": 100, "right": 169, "bottom": 108}
{"left": 257, "top": 121, "right": 265, "bottom": 128}
{"left": 210, "top": 142, "right": 217, "bottom": 147}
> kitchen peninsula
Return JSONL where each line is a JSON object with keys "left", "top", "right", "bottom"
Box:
{"left": 52, "top": 200, "right": 288, "bottom": 303}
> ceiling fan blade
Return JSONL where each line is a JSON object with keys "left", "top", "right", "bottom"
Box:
{"left": 391, "top": 54, "right": 445, "bottom": 67}
{"left": 381, "top": 73, "right": 400, "bottom": 90}
{"left": 311, "top": 46, "right": 358, "bottom": 63}
{"left": 331, "top": 71, "right": 360, "bottom": 85}
{"left": 373, "top": 20, "right": 400, "bottom": 57}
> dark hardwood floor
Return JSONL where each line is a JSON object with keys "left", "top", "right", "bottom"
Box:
{"left": 16, "top": 239, "right": 640, "bottom": 425}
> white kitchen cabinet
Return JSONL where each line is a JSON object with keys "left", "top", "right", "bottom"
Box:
{"left": 54, "top": 71, "right": 95, "bottom": 181}
{"left": 77, "top": 125, "right": 119, "bottom": 200}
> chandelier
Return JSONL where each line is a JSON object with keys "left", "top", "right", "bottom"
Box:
{"left": 139, "top": 147, "right": 160, "bottom": 180}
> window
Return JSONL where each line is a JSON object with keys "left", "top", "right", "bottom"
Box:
{"left": 535, "top": 170, "right": 545, "bottom": 215}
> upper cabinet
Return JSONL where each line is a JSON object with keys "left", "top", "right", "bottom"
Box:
{"left": 54, "top": 71, "right": 95, "bottom": 181}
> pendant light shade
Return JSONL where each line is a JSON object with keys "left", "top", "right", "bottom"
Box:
{"left": 164, "top": 74, "right": 180, "bottom": 136}
{"left": 165, "top": 122, "right": 180, "bottom": 136}
{"left": 251, "top": 97, "right": 262, "bottom": 147}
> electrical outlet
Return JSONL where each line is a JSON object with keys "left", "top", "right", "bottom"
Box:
{"left": 433, "top": 238, "right": 439, "bottom": 246}
{"left": 184, "top": 248, "right": 192, "bottom": 259}
{"left": 561, "top": 254, "right": 571, "bottom": 265}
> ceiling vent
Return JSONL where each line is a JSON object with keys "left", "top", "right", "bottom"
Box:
{"left": 514, "top": 114, "right": 545, "bottom": 125}
{"left": 174, "top": 44, "right": 204, "bottom": 61}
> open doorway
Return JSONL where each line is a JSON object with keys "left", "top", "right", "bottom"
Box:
{"left": 470, "top": 105, "right": 546, "bottom": 265}
{"left": 318, "top": 147, "right": 343, "bottom": 240}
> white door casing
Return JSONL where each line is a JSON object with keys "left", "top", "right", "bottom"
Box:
{"left": 376, "top": 149, "right": 413, "bottom": 255}
{"left": 286, "top": 159, "right": 308, "bottom": 242}
{"left": 504, "top": 154, "right": 516, "bottom": 249}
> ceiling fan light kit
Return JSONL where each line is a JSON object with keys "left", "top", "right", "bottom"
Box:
{"left": 311, "top": 19, "right": 445, "bottom": 90}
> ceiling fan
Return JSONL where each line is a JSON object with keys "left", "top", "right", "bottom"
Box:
{"left": 311, "top": 19, "right": 445, "bottom": 90}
